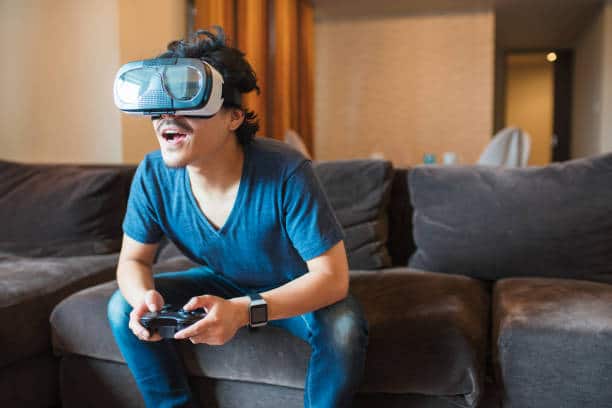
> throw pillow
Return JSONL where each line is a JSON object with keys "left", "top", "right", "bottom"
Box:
{"left": 408, "top": 153, "right": 612, "bottom": 281}
{"left": 314, "top": 159, "right": 394, "bottom": 269}
{"left": 0, "top": 161, "right": 135, "bottom": 257}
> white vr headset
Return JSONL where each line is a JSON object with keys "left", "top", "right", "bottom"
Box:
{"left": 113, "top": 57, "right": 241, "bottom": 118}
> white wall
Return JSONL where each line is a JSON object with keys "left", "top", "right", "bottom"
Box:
{"left": 0, "top": 0, "right": 122, "bottom": 163}
{"left": 314, "top": 10, "right": 495, "bottom": 166}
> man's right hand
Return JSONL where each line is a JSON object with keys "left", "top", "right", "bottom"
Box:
{"left": 128, "top": 289, "right": 165, "bottom": 342}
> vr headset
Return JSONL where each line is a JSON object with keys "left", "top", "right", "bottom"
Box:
{"left": 113, "top": 58, "right": 241, "bottom": 118}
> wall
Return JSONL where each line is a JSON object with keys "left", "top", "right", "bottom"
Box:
{"left": 118, "top": 0, "right": 187, "bottom": 163}
{"left": 504, "top": 53, "right": 554, "bottom": 165}
{"left": 314, "top": 9, "right": 495, "bottom": 166}
{"left": 0, "top": 0, "right": 187, "bottom": 165}
{"left": 572, "top": 1, "right": 612, "bottom": 158}
{"left": 0, "top": 0, "right": 121, "bottom": 163}
{"left": 572, "top": 5, "right": 605, "bottom": 158}
{"left": 601, "top": 2, "right": 612, "bottom": 154}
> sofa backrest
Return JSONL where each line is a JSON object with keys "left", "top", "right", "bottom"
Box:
{"left": 407, "top": 153, "right": 612, "bottom": 282}
{"left": 0, "top": 161, "right": 135, "bottom": 257}
{"left": 387, "top": 168, "right": 416, "bottom": 266}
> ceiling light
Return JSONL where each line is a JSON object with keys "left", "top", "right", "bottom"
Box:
{"left": 547, "top": 52, "right": 557, "bottom": 62}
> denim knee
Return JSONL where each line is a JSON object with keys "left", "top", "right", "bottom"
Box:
{"left": 107, "top": 289, "right": 131, "bottom": 329}
{"left": 312, "top": 296, "right": 369, "bottom": 356}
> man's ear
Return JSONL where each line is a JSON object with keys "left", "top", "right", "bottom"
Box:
{"left": 228, "top": 108, "right": 245, "bottom": 131}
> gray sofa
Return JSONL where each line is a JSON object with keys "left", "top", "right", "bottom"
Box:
{"left": 0, "top": 161, "right": 135, "bottom": 407}
{"left": 4, "top": 152, "right": 612, "bottom": 407}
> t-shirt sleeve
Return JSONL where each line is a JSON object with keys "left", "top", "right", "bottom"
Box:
{"left": 122, "top": 159, "right": 164, "bottom": 244}
{"left": 283, "top": 161, "right": 345, "bottom": 261}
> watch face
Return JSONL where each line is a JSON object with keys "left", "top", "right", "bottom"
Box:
{"left": 250, "top": 304, "right": 268, "bottom": 325}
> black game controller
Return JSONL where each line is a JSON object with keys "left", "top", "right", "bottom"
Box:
{"left": 139, "top": 304, "right": 207, "bottom": 339}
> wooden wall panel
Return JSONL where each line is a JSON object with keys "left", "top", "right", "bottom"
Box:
{"left": 194, "top": 0, "right": 315, "bottom": 152}
{"left": 194, "top": 0, "right": 236, "bottom": 40}
{"left": 298, "top": 0, "right": 315, "bottom": 152}
{"left": 236, "top": 0, "right": 268, "bottom": 137}
{"left": 271, "top": 0, "right": 299, "bottom": 141}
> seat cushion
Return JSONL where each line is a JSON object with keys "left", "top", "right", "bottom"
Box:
{"left": 0, "top": 161, "right": 134, "bottom": 257}
{"left": 59, "top": 355, "right": 477, "bottom": 408}
{"left": 51, "top": 265, "right": 488, "bottom": 406}
{"left": 0, "top": 252, "right": 118, "bottom": 368}
{"left": 408, "top": 153, "right": 612, "bottom": 281}
{"left": 493, "top": 278, "right": 612, "bottom": 408}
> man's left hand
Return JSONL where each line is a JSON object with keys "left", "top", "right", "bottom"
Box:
{"left": 174, "top": 295, "right": 248, "bottom": 345}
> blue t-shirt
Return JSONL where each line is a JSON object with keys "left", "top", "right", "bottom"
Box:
{"left": 122, "top": 138, "right": 344, "bottom": 290}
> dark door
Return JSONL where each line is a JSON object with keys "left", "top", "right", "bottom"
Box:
{"left": 552, "top": 49, "right": 573, "bottom": 162}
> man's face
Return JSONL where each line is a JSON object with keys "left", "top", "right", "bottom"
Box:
{"left": 152, "top": 110, "right": 238, "bottom": 168}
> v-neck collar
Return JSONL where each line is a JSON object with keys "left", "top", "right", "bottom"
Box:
{"left": 183, "top": 146, "right": 250, "bottom": 237}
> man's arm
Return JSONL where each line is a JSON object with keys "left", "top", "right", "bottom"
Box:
{"left": 175, "top": 240, "right": 349, "bottom": 344}
{"left": 116, "top": 234, "right": 165, "bottom": 341}
{"left": 260, "top": 239, "right": 349, "bottom": 320}
{"left": 117, "top": 234, "right": 159, "bottom": 307}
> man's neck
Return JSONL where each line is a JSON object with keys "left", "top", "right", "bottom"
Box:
{"left": 186, "top": 136, "right": 245, "bottom": 194}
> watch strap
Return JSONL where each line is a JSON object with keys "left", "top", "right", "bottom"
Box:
{"left": 248, "top": 292, "right": 263, "bottom": 301}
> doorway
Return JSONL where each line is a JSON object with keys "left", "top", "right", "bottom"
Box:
{"left": 502, "top": 50, "right": 573, "bottom": 165}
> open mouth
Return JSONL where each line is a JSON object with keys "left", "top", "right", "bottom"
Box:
{"left": 161, "top": 129, "right": 188, "bottom": 144}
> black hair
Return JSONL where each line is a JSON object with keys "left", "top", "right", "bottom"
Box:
{"left": 158, "top": 26, "right": 260, "bottom": 145}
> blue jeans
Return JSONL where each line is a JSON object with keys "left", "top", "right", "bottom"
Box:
{"left": 107, "top": 266, "right": 369, "bottom": 408}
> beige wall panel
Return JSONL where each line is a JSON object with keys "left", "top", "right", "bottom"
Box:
{"left": 0, "top": 0, "right": 121, "bottom": 163}
{"left": 314, "top": 11, "right": 494, "bottom": 166}
{"left": 601, "top": 2, "right": 612, "bottom": 154}
{"left": 505, "top": 54, "right": 553, "bottom": 166}
{"left": 572, "top": 6, "right": 604, "bottom": 158}
{"left": 118, "top": 0, "right": 187, "bottom": 163}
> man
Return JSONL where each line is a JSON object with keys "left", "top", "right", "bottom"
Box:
{"left": 107, "top": 27, "right": 368, "bottom": 408}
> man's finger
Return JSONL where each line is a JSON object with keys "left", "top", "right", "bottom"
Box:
{"left": 144, "top": 290, "right": 164, "bottom": 312}
{"left": 174, "top": 314, "right": 214, "bottom": 339}
{"left": 183, "top": 294, "right": 216, "bottom": 311}
{"left": 131, "top": 302, "right": 149, "bottom": 319}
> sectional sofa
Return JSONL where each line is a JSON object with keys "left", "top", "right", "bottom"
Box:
{"left": 2, "top": 150, "right": 611, "bottom": 407}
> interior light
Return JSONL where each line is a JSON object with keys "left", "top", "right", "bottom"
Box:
{"left": 547, "top": 52, "right": 557, "bottom": 62}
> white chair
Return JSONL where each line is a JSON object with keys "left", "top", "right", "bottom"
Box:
{"left": 477, "top": 127, "right": 531, "bottom": 167}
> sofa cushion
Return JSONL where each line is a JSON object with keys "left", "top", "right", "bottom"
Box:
{"left": 51, "top": 266, "right": 488, "bottom": 406}
{"left": 0, "top": 252, "right": 118, "bottom": 368}
{"left": 314, "top": 160, "right": 394, "bottom": 269}
{"left": 408, "top": 153, "right": 612, "bottom": 280}
{"left": 493, "top": 278, "right": 612, "bottom": 408}
{"left": 0, "top": 161, "right": 134, "bottom": 257}
{"left": 59, "top": 356, "right": 480, "bottom": 408}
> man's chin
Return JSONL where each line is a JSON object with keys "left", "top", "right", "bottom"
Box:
{"left": 160, "top": 151, "right": 188, "bottom": 168}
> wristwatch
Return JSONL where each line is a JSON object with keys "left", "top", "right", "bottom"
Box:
{"left": 248, "top": 293, "right": 268, "bottom": 328}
